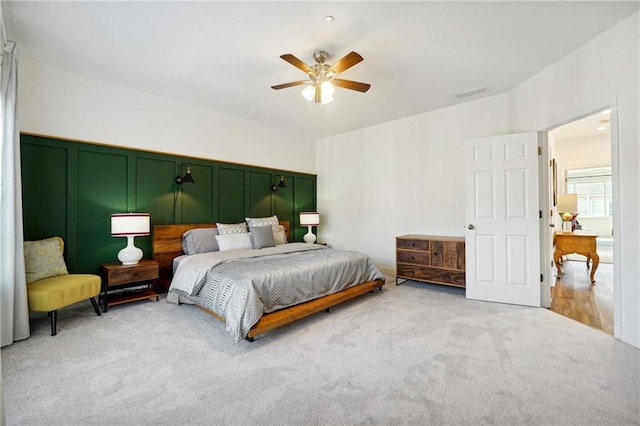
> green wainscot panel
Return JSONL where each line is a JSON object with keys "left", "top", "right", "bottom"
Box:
{"left": 274, "top": 174, "right": 295, "bottom": 239}
{"left": 181, "top": 163, "right": 214, "bottom": 224}
{"left": 137, "top": 157, "right": 177, "bottom": 225}
{"left": 77, "top": 150, "right": 129, "bottom": 271}
{"left": 216, "top": 166, "right": 246, "bottom": 223}
{"left": 248, "top": 171, "right": 274, "bottom": 219}
{"left": 20, "top": 142, "right": 68, "bottom": 243}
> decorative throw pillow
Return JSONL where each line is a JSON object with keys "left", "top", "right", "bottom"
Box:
{"left": 23, "top": 237, "right": 69, "bottom": 284}
{"left": 274, "top": 225, "right": 287, "bottom": 245}
{"left": 215, "top": 233, "right": 253, "bottom": 251}
{"left": 216, "top": 222, "right": 248, "bottom": 235}
{"left": 245, "top": 215, "right": 280, "bottom": 233}
{"left": 182, "top": 228, "right": 219, "bottom": 255}
{"left": 249, "top": 225, "right": 276, "bottom": 249}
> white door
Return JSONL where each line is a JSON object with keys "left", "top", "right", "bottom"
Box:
{"left": 465, "top": 132, "right": 541, "bottom": 307}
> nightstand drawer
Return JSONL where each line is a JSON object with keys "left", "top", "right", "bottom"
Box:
{"left": 101, "top": 261, "right": 159, "bottom": 287}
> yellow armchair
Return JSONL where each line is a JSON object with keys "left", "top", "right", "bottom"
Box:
{"left": 24, "top": 237, "right": 101, "bottom": 336}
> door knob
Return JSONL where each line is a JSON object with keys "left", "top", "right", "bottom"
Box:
{"left": 467, "top": 224, "right": 475, "bottom": 230}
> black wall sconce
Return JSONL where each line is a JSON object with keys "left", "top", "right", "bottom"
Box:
{"left": 271, "top": 176, "right": 286, "bottom": 191}
{"left": 174, "top": 163, "right": 195, "bottom": 184}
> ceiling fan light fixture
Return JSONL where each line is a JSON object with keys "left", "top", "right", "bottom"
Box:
{"left": 301, "top": 85, "right": 316, "bottom": 101}
{"left": 320, "top": 91, "right": 334, "bottom": 105}
{"left": 274, "top": 50, "right": 369, "bottom": 105}
{"left": 320, "top": 80, "right": 335, "bottom": 96}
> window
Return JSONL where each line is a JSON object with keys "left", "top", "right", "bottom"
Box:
{"left": 566, "top": 167, "right": 612, "bottom": 217}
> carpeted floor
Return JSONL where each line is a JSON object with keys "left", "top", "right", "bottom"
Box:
{"left": 2, "top": 280, "right": 639, "bottom": 425}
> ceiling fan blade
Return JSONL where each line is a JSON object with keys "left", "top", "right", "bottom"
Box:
{"left": 332, "top": 78, "right": 371, "bottom": 93}
{"left": 280, "top": 54, "right": 315, "bottom": 75}
{"left": 271, "top": 81, "right": 308, "bottom": 90}
{"left": 328, "top": 51, "right": 364, "bottom": 74}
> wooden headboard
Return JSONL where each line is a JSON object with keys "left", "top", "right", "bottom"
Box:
{"left": 152, "top": 221, "right": 291, "bottom": 290}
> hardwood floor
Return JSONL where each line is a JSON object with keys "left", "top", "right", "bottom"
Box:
{"left": 551, "top": 260, "right": 613, "bottom": 335}
{"left": 550, "top": 259, "right": 613, "bottom": 335}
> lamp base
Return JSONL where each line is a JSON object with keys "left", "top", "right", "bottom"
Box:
{"left": 303, "top": 226, "right": 316, "bottom": 244}
{"left": 118, "top": 236, "right": 143, "bottom": 265}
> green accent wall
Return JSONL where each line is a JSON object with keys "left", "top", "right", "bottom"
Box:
{"left": 21, "top": 134, "right": 317, "bottom": 274}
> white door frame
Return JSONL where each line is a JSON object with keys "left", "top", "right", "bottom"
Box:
{"left": 538, "top": 133, "right": 552, "bottom": 308}
{"left": 538, "top": 99, "right": 620, "bottom": 337}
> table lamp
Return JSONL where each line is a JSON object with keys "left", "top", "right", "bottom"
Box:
{"left": 557, "top": 194, "right": 578, "bottom": 232}
{"left": 111, "top": 213, "right": 150, "bottom": 265}
{"left": 299, "top": 212, "right": 320, "bottom": 244}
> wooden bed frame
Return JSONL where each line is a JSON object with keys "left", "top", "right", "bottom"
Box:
{"left": 152, "top": 222, "right": 385, "bottom": 341}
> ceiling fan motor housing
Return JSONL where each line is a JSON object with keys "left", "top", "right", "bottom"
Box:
{"left": 313, "top": 50, "right": 329, "bottom": 64}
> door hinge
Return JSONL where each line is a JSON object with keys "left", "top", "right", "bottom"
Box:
{"left": 538, "top": 146, "right": 542, "bottom": 155}
{"left": 539, "top": 210, "right": 542, "bottom": 219}
{"left": 540, "top": 273, "right": 543, "bottom": 282}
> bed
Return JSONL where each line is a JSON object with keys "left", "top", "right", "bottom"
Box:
{"left": 152, "top": 220, "right": 385, "bottom": 341}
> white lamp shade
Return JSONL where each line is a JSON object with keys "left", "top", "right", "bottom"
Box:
{"left": 301, "top": 85, "right": 315, "bottom": 101}
{"left": 111, "top": 213, "right": 149, "bottom": 265}
{"left": 299, "top": 212, "right": 320, "bottom": 226}
{"left": 111, "top": 213, "right": 150, "bottom": 236}
{"left": 557, "top": 194, "right": 578, "bottom": 213}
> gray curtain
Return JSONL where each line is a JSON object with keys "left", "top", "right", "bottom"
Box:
{"left": 0, "top": 40, "right": 30, "bottom": 348}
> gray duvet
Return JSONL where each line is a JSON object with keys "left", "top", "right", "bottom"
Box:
{"left": 168, "top": 243, "right": 384, "bottom": 341}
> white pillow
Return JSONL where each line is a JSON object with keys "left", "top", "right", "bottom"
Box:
{"left": 216, "top": 222, "right": 248, "bottom": 235}
{"left": 245, "top": 215, "right": 279, "bottom": 233}
{"left": 215, "top": 233, "right": 253, "bottom": 251}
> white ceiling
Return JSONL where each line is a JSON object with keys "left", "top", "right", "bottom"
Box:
{"left": 3, "top": 1, "right": 638, "bottom": 139}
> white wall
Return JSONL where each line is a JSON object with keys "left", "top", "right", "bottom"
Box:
{"left": 18, "top": 57, "right": 317, "bottom": 174}
{"left": 317, "top": 94, "right": 509, "bottom": 273}
{"left": 317, "top": 12, "right": 639, "bottom": 348}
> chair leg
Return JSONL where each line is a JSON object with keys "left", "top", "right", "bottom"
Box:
{"left": 50, "top": 310, "right": 58, "bottom": 336}
{"left": 90, "top": 297, "right": 102, "bottom": 316}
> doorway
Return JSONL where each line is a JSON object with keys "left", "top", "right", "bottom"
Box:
{"left": 546, "top": 109, "right": 614, "bottom": 334}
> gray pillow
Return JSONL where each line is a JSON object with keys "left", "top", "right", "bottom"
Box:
{"left": 182, "top": 228, "right": 220, "bottom": 255}
{"left": 250, "top": 225, "right": 276, "bottom": 249}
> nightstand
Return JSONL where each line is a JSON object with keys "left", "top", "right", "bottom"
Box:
{"left": 100, "top": 259, "right": 159, "bottom": 312}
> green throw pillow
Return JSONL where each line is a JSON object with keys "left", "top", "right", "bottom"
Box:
{"left": 24, "top": 237, "right": 69, "bottom": 284}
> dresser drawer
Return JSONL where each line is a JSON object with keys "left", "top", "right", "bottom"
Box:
{"left": 396, "top": 238, "right": 429, "bottom": 251}
{"left": 397, "top": 250, "right": 430, "bottom": 265}
{"left": 397, "top": 264, "right": 466, "bottom": 288}
{"left": 104, "top": 263, "right": 159, "bottom": 287}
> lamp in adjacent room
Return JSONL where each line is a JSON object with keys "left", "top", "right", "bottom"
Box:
{"left": 299, "top": 212, "right": 320, "bottom": 244}
{"left": 271, "top": 176, "right": 286, "bottom": 191}
{"left": 174, "top": 163, "right": 195, "bottom": 184}
{"left": 111, "top": 213, "right": 150, "bottom": 265}
{"left": 557, "top": 193, "right": 578, "bottom": 232}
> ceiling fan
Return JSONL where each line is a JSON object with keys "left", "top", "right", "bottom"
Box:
{"left": 271, "top": 50, "right": 371, "bottom": 105}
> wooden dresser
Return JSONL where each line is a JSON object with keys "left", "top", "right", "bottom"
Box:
{"left": 396, "top": 235, "right": 466, "bottom": 288}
